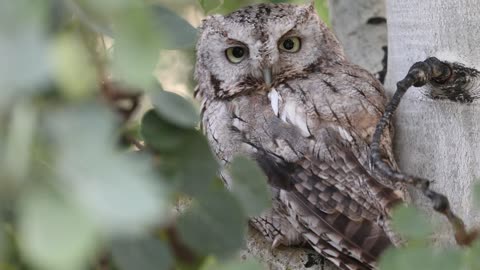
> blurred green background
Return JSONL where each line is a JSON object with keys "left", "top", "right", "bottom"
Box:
{"left": 2, "top": 1, "right": 480, "bottom": 270}
{"left": 0, "top": 1, "right": 328, "bottom": 270}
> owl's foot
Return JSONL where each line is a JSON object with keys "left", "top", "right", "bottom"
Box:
{"left": 250, "top": 208, "right": 305, "bottom": 249}
{"left": 272, "top": 235, "right": 288, "bottom": 249}
{"left": 271, "top": 234, "right": 304, "bottom": 249}
{"left": 272, "top": 235, "right": 286, "bottom": 249}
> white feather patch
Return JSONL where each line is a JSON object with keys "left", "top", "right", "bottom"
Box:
{"left": 338, "top": 127, "right": 353, "bottom": 142}
{"left": 268, "top": 88, "right": 281, "bottom": 116}
{"left": 268, "top": 89, "right": 311, "bottom": 137}
{"left": 280, "top": 100, "right": 311, "bottom": 137}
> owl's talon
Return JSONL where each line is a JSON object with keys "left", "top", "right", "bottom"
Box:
{"left": 272, "top": 235, "right": 286, "bottom": 249}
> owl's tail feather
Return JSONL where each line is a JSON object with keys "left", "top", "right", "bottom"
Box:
{"left": 282, "top": 190, "right": 391, "bottom": 270}
{"left": 308, "top": 235, "right": 373, "bottom": 270}
{"left": 255, "top": 147, "right": 394, "bottom": 268}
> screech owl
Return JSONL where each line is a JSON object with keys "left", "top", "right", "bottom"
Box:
{"left": 194, "top": 3, "right": 409, "bottom": 270}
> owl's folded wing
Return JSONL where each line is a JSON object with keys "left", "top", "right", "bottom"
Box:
{"left": 255, "top": 127, "right": 403, "bottom": 269}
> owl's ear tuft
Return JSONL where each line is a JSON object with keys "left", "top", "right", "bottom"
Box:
{"left": 297, "top": 1, "right": 317, "bottom": 22}
{"left": 300, "top": 1, "right": 316, "bottom": 14}
{"left": 307, "top": 1, "right": 316, "bottom": 12}
{"left": 199, "top": 14, "right": 225, "bottom": 32}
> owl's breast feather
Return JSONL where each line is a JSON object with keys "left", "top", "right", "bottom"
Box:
{"left": 268, "top": 87, "right": 281, "bottom": 116}
{"left": 268, "top": 87, "right": 311, "bottom": 137}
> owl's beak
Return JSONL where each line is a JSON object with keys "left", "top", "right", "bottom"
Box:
{"left": 263, "top": 68, "right": 273, "bottom": 88}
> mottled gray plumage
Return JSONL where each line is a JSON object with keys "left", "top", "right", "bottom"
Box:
{"left": 194, "top": 3, "right": 408, "bottom": 270}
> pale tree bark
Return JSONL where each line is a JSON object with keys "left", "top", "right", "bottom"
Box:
{"left": 328, "top": 0, "right": 387, "bottom": 80}
{"left": 386, "top": 0, "right": 480, "bottom": 246}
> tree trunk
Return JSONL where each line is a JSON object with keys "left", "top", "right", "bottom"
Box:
{"left": 328, "top": 0, "right": 387, "bottom": 79}
{"left": 386, "top": 0, "right": 480, "bottom": 245}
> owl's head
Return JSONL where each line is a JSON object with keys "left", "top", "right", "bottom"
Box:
{"left": 194, "top": 2, "right": 345, "bottom": 100}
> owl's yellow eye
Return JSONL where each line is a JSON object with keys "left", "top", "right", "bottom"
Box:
{"left": 226, "top": 46, "right": 247, "bottom": 63}
{"left": 279, "top": 37, "right": 301, "bottom": 53}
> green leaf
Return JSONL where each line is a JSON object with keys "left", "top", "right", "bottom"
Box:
{"left": 51, "top": 33, "right": 97, "bottom": 100}
{"left": 229, "top": 156, "right": 271, "bottom": 216}
{"left": 466, "top": 240, "right": 480, "bottom": 269}
{"left": 141, "top": 110, "right": 190, "bottom": 152}
{"left": 202, "top": 259, "right": 264, "bottom": 270}
{"left": 111, "top": 4, "right": 160, "bottom": 89}
{"left": 0, "top": 0, "right": 51, "bottom": 103}
{"left": 151, "top": 90, "right": 199, "bottom": 129}
{"left": 217, "top": 0, "right": 248, "bottom": 14}
{"left": 141, "top": 105, "right": 215, "bottom": 197}
{"left": 151, "top": 5, "right": 197, "bottom": 49}
{"left": 216, "top": 260, "right": 264, "bottom": 270}
{"left": 112, "top": 237, "right": 173, "bottom": 270}
{"left": 0, "top": 225, "right": 5, "bottom": 263}
{"left": 48, "top": 105, "right": 169, "bottom": 235}
{"left": 391, "top": 205, "right": 432, "bottom": 241}
{"left": 18, "top": 188, "right": 98, "bottom": 270}
{"left": 379, "top": 247, "right": 431, "bottom": 270}
{"left": 68, "top": 2, "right": 197, "bottom": 49}
{"left": 111, "top": 3, "right": 195, "bottom": 87}
{"left": 3, "top": 100, "right": 36, "bottom": 182}
{"left": 61, "top": 153, "right": 169, "bottom": 235}
{"left": 64, "top": 0, "right": 113, "bottom": 36}
{"left": 48, "top": 0, "right": 74, "bottom": 33}
{"left": 46, "top": 104, "right": 117, "bottom": 157}
{"left": 199, "top": 0, "right": 223, "bottom": 13}
{"left": 178, "top": 189, "right": 246, "bottom": 257}
{"left": 430, "top": 249, "right": 463, "bottom": 270}
{"left": 474, "top": 183, "right": 480, "bottom": 207}
{"left": 379, "top": 247, "right": 463, "bottom": 270}
{"left": 170, "top": 131, "right": 219, "bottom": 196}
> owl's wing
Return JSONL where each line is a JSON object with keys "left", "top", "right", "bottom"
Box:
{"left": 255, "top": 126, "right": 402, "bottom": 270}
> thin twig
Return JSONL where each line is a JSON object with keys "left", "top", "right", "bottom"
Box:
{"left": 77, "top": 25, "right": 142, "bottom": 123}
{"left": 100, "top": 80, "right": 142, "bottom": 122}
{"left": 165, "top": 225, "right": 198, "bottom": 264}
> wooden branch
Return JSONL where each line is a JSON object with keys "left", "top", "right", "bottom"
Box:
{"left": 371, "top": 57, "right": 479, "bottom": 246}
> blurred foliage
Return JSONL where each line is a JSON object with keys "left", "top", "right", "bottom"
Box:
{"left": 0, "top": 0, "right": 277, "bottom": 269}
{"left": 229, "top": 157, "right": 271, "bottom": 217}
{"left": 379, "top": 203, "right": 480, "bottom": 270}
{"left": 1, "top": 1, "right": 477, "bottom": 270}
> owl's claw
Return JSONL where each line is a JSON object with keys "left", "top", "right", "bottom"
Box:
{"left": 272, "top": 235, "right": 286, "bottom": 249}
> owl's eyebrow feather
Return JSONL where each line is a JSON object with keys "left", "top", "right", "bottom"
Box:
{"left": 278, "top": 28, "right": 303, "bottom": 42}
{"left": 225, "top": 38, "right": 248, "bottom": 47}
{"left": 280, "top": 28, "right": 297, "bottom": 38}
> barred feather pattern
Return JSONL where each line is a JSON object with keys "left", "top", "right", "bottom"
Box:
{"left": 194, "top": 3, "right": 409, "bottom": 269}
{"left": 197, "top": 70, "right": 407, "bottom": 269}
